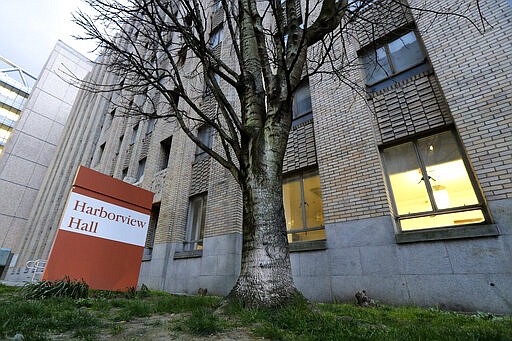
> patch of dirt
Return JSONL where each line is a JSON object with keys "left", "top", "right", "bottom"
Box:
{"left": 94, "top": 313, "right": 263, "bottom": 341}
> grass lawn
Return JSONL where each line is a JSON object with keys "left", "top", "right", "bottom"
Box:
{"left": 0, "top": 283, "right": 510, "bottom": 340}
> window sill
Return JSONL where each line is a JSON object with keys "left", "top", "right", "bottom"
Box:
{"left": 142, "top": 255, "right": 152, "bottom": 262}
{"left": 395, "top": 223, "right": 499, "bottom": 244}
{"left": 174, "top": 250, "right": 203, "bottom": 259}
{"left": 289, "top": 239, "right": 327, "bottom": 252}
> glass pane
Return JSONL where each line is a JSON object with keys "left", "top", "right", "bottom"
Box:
{"left": 292, "top": 81, "right": 313, "bottom": 119}
{"left": 417, "top": 131, "right": 479, "bottom": 209}
{"left": 400, "top": 209, "right": 485, "bottom": 231}
{"left": 362, "top": 47, "right": 392, "bottom": 84}
{"left": 288, "top": 228, "right": 326, "bottom": 243}
{"left": 185, "top": 196, "right": 205, "bottom": 250}
{"left": 383, "top": 142, "right": 432, "bottom": 215}
{"left": 303, "top": 174, "right": 324, "bottom": 229}
{"left": 283, "top": 178, "right": 304, "bottom": 230}
{"left": 388, "top": 32, "right": 424, "bottom": 73}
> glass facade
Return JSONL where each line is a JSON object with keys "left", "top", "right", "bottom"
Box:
{"left": 0, "top": 56, "right": 36, "bottom": 156}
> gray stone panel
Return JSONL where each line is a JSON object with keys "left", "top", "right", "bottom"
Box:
{"left": 445, "top": 238, "right": 511, "bottom": 275}
{"left": 489, "top": 199, "right": 512, "bottom": 235}
{"left": 331, "top": 275, "right": 410, "bottom": 305}
{"left": 294, "top": 276, "right": 331, "bottom": 302}
{"left": 326, "top": 216, "right": 396, "bottom": 248}
{"left": 359, "top": 245, "right": 400, "bottom": 275}
{"left": 329, "top": 247, "right": 363, "bottom": 276}
{"left": 397, "top": 242, "right": 453, "bottom": 275}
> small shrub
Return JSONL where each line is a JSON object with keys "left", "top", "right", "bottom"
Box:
{"left": 21, "top": 277, "right": 89, "bottom": 299}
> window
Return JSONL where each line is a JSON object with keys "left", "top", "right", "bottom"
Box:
{"left": 382, "top": 130, "right": 488, "bottom": 231}
{"left": 160, "top": 137, "right": 172, "bottom": 170}
{"left": 136, "top": 157, "right": 146, "bottom": 182}
{"left": 144, "top": 203, "right": 160, "bottom": 259}
{"left": 184, "top": 193, "right": 207, "bottom": 251}
{"left": 210, "top": 27, "right": 223, "bottom": 48}
{"left": 96, "top": 143, "right": 105, "bottom": 165}
{"left": 283, "top": 170, "right": 325, "bottom": 243}
{"left": 130, "top": 124, "right": 139, "bottom": 144}
{"left": 361, "top": 31, "right": 427, "bottom": 90}
{"left": 195, "top": 125, "right": 213, "bottom": 160}
{"left": 348, "top": 0, "right": 375, "bottom": 12}
{"left": 213, "top": 0, "right": 222, "bottom": 11}
{"left": 121, "top": 167, "right": 128, "bottom": 180}
{"left": 146, "top": 117, "right": 156, "bottom": 134}
{"left": 116, "top": 135, "right": 124, "bottom": 156}
{"left": 292, "top": 79, "right": 313, "bottom": 122}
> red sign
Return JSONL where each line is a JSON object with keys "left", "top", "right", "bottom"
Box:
{"left": 42, "top": 166, "right": 154, "bottom": 291}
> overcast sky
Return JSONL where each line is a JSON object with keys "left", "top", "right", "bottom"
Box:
{"left": 0, "top": 0, "right": 98, "bottom": 77}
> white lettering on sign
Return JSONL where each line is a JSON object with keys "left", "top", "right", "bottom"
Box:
{"left": 59, "top": 192, "right": 150, "bottom": 247}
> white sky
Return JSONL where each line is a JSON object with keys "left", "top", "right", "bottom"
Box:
{"left": 0, "top": 0, "right": 98, "bottom": 77}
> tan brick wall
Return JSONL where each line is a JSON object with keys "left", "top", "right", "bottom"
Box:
{"left": 371, "top": 72, "right": 453, "bottom": 144}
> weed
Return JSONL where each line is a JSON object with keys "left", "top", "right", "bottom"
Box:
{"left": 21, "top": 277, "right": 89, "bottom": 299}
{"left": 181, "top": 307, "right": 225, "bottom": 336}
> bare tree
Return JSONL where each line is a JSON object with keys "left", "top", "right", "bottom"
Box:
{"left": 73, "top": 0, "right": 484, "bottom": 307}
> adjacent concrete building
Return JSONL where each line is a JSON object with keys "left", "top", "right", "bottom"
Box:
{"left": 0, "top": 41, "right": 92, "bottom": 274}
{"left": 7, "top": 0, "right": 512, "bottom": 313}
{"left": 0, "top": 56, "right": 36, "bottom": 156}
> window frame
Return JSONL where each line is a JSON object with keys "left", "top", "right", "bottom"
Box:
{"left": 360, "top": 29, "right": 430, "bottom": 91}
{"left": 130, "top": 124, "right": 139, "bottom": 145}
{"left": 183, "top": 193, "right": 207, "bottom": 251}
{"left": 282, "top": 168, "right": 326, "bottom": 242}
{"left": 210, "top": 26, "right": 223, "bottom": 48}
{"left": 195, "top": 125, "right": 213, "bottom": 160}
{"left": 291, "top": 78, "right": 313, "bottom": 125}
{"left": 136, "top": 157, "right": 146, "bottom": 182}
{"left": 160, "top": 136, "right": 172, "bottom": 170}
{"left": 380, "top": 128, "right": 491, "bottom": 233}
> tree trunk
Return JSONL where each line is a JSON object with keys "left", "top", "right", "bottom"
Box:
{"left": 227, "top": 112, "right": 298, "bottom": 307}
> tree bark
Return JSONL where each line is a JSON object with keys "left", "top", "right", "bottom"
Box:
{"left": 228, "top": 106, "right": 298, "bottom": 307}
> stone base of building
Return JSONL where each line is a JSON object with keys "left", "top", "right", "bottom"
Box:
{"left": 139, "top": 198, "right": 512, "bottom": 314}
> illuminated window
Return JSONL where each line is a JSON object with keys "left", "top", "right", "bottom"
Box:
{"left": 361, "top": 31, "right": 427, "bottom": 90}
{"left": 382, "top": 130, "right": 488, "bottom": 231}
{"left": 184, "top": 193, "right": 207, "bottom": 251}
{"left": 283, "top": 170, "right": 325, "bottom": 243}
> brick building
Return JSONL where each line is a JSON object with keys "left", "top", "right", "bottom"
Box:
{"left": 7, "top": 0, "right": 512, "bottom": 313}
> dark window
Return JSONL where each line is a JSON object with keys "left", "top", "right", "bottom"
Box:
{"left": 382, "top": 130, "right": 488, "bottom": 231}
{"left": 130, "top": 124, "right": 139, "bottom": 144}
{"left": 361, "top": 31, "right": 427, "bottom": 90}
{"left": 137, "top": 157, "right": 146, "bottom": 182}
{"left": 144, "top": 203, "right": 160, "bottom": 259}
{"left": 195, "top": 125, "right": 213, "bottom": 160}
{"left": 184, "top": 193, "right": 207, "bottom": 251}
{"left": 122, "top": 167, "right": 128, "bottom": 180}
{"left": 116, "top": 135, "right": 124, "bottom": 156}
{"left": 292, "top": 78, "right": 313, "bottom": 122}
{"left": 283, "top": 169, "right": 325, "bottom": 242}
{"left": 96, "top": 143, "right": 105, "bottom": 165}
{"left": 146, "top": 118, "right": 156, "bottom": 134}
{"left": 160, "top": 137, "right": 172, "bottom": 170}
{"left": 210, "top": 27, "right": 223, "bottom": 48}
{"left": 106, "top": 108, "right": 116, "bottom": 129}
